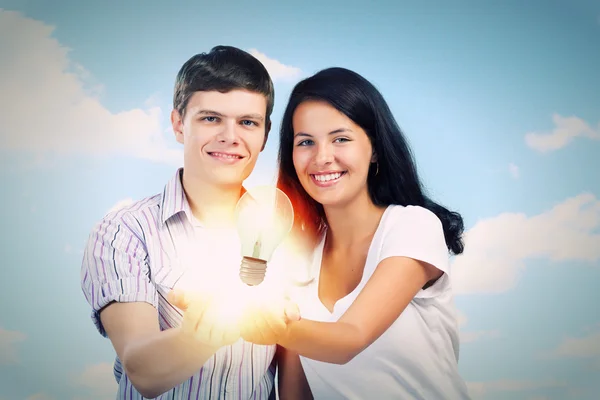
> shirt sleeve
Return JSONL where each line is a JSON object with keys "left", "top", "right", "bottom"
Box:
{"left": 379, "top": 205, "right": 451, "bottom": 298}
{"left": 80, "top": 213, "right": 158, "bottom": 337}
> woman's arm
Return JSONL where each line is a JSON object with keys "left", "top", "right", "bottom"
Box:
{"left": 277, "top": 345, "right": 313, "bottom": 400}
{"left": 278, "top": 256, "right": 442, "bottom": 364}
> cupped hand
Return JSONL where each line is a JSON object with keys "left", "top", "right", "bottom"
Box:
{"left": 168, "top": 288, "right": 241, "bottom": 349}
{"left": 239, "top": 293, "right": 301, "bottom": 346}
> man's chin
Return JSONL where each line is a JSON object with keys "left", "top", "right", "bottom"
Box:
{"left": 209, "top": 171, "right": 250, "bottom": 188}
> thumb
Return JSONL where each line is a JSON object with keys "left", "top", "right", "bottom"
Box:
{"left": 283, "top": 299, "right": 300, "bottom": 323}
{"left": 167, "top": 288, "right": 188, "bottom": 310}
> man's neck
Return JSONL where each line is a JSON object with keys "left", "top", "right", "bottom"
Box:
{"left": 182, "top": 173, "right": 243, "bottom": 228}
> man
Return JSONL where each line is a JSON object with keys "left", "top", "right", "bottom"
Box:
{"left": 80, "top": 45, "right": 279, "bottom": 399}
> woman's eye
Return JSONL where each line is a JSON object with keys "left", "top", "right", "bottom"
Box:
{"left": 296, "top": 140, "right": 313, "bottom": 146}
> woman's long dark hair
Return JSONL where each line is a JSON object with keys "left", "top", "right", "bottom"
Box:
{"left": 277, "top": 67, "right": 464, "bottom": 256}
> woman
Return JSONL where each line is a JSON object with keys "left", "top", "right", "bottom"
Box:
{"left": 243, "top": 67, "right": 470, "bottom": 399}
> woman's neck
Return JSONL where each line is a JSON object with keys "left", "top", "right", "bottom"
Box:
{"left": 323, "top": 194, "right": 387, "bottom": 250}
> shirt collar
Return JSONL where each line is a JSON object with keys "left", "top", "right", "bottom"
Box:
{"left": 160, "top": 168, "right": 193, "bottom": 225}
{"left": 159, "top": 167, "right": 249, "bottom": 226}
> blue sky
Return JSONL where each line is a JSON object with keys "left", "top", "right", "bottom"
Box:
{"left": 0, "top": 1, "right": 599, "bottom": 399}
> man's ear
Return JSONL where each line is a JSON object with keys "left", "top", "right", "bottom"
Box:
{"left": 261, "top": 120, "right": 272, "bottom": 152}
{"left": 171, "top": 109, "right": 184, "bottom": 144}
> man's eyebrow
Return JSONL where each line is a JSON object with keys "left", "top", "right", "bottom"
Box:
{"left": 240, "top": 114, "right": 265, "bottom": 122}
{"left": 294, "top": 128, "right": 352, "bottom": 138}
{"left": 194, "top": 109, "right": 225, "bottom": 117}
{"left": 194, "top": 110, "right": 264, "bottom": 122}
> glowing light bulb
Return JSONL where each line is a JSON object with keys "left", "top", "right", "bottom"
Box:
{"left": 234, "top": 186, "right": 294, "bottom": 286}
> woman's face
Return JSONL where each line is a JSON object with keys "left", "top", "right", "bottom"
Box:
{"left": 291, "top": 100, "right": 375, "bottom": 208}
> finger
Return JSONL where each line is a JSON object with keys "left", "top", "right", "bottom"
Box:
{"left": 196, "top": 302, "right": 217, "bottom": 342}
{"left": 192, "top": 293, "right": 216, "bottom": 324}
{"left": 241, "top": 307, "right": 267, "bottom": 345}
{"left": 219, "top": 321, "right": 240, "bottom": 346}
{"left": 223, "top": 326, "right": 240, "bottom": 346}
{"left": 183, "top": 301, "right": 205, "bottom": 336}
{"left": 262, "top": 304, "right": 286, "bottom": 337}
{"left": 167, "top": 289, "right": 189, "bottom": 310}
{"left": 239, "top": 307, "right": 255, "bottom": 342}
{"left": 283, "top": 300, "right": 301, "bottom": 322}
{"left": 210, "top": 323, "right": 225, "bottom": 347}
{"left": 253, "top": 310, "right": 274, "bottom": 345}
{"left": 209, "top": 306, "right": 232, "bottom": 347}
{"left": 188, "top": 291, "right": 213, "bottom": 308}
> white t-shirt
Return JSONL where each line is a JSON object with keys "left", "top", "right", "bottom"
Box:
{"left": 295, "top": 205, "right": 471, "bottom": 400}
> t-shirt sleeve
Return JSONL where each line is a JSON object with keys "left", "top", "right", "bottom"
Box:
{"left": 80, "top": 213, "right": 158, "bottom": 337}
{"left": 379, "top": 206, "right": 450, "bottom": 298}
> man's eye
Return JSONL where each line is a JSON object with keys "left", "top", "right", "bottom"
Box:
{"left": 241, "top": 120, "right": 257, "bottom": 126}
{"left": 202, "top": 116, "right": 218, "bottom": 122}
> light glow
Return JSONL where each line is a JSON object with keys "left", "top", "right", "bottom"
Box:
{"left": 235, "top": 186, "right": 294, "bottom": 285}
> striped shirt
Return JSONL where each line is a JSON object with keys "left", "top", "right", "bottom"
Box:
{"left": 80, "top": 168, "right": 276, "bottom": 400}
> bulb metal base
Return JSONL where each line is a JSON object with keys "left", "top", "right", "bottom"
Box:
{"left": 239, "top": 256, "right": 268, "bottom": 286}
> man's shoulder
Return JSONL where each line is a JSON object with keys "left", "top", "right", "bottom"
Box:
{"left": 91, "top": 193, "right": 163, "bottom": 237}
{"left": 104, "top": 194, "right": 162, "bottom": 221}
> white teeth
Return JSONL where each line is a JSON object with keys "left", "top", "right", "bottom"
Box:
{"left": 313, "top": 172, "right": 343, "bottom": 182}
{"left": 212, "top": 152, "right": 240, "bottom": 159}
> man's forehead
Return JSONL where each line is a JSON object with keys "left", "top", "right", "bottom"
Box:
{"left": 187, "top": 89, "right": 267, "bottom": 117}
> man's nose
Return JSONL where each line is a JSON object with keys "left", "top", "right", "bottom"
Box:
{"left": 216, "top": 120, "right": 239, "bottom": 143}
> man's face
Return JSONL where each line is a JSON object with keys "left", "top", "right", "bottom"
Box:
{"left": 172, "top": 90, "right": 270, "bottom": 188}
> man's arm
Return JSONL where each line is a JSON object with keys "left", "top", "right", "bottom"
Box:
{"left": 276, "top": 345, "right": 313, "bottom": 400}
{"left": 81, "top": 214, "right": 224, "bottom": 398}
{"left": 99, "top": 302, "right": 219, "bottom": 398}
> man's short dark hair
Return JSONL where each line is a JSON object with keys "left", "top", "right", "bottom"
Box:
{"left": 173, "top": 45, "right": 275, "bottom": 122}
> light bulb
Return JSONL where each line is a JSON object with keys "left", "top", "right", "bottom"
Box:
{"left": 234, "top": 186, "right": 294, "bottom": 286}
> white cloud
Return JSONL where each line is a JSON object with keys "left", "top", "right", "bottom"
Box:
{"left": 467, "top": 379, "right": 566, "bottom": 399}
{"left": 0, "top": 327, "right": 26, "bottom": 365}
{"left": 551, "top": 330, "right": 600, "bottom": 358}
{"left": 456, "top": 310, "right": 501, "bottom": 343}
{"left": 525, "top": 114, "right": 600, "bottom": 152}
{"left": 544, "top": 325, "right": 600, "bottom": 372}
{"left": 508, "top": 162, "right": 519, "bottom": 179}
{"left": 0, "top": 10, "right": 182, "bottom": 165}
{"left": 460, "top": 329, "right": 501, "bottom": 343}
{"left": 451, "top": 192, "right": 600, "bottom": 295}
{"left": 105, "top": 197, "right": 134, "bottom": 216}
{"left": 71, "top": 362, "right": 117, "bottom": 399}
{"left": 248, "top": 49, "right": 303, "bottom": 82}
{"left": 26, "top": 393, "right": 55, "bottom": 400}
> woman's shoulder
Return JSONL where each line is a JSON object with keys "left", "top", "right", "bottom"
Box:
{"left": 385, "top": 204, "right": 442, "bottom": 228}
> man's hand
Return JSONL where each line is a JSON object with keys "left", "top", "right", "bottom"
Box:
{"left": 168, "top": 289, "right": 241, "bottom": 350}
{"left": 239, "top": 294, "right": 300, "bottom": 346}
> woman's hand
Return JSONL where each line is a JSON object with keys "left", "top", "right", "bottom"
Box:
{"left": 239, "top": 293, "right": 300, "bottom": 345}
